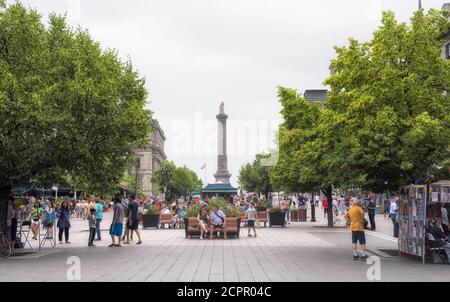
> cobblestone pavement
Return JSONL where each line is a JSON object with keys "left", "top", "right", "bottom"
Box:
{"left": 1, "top": 208, "right": 449, "bottom": 282}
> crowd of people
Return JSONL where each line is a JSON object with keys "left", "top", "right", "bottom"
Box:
{"left": 5, "top": 195, "right": 106, "bottom": 247}
{"left": 5, "top": 190, "right": 449, "bottom": 264}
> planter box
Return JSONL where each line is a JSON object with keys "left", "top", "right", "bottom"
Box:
{"left": 226, "top": 217, "right": 241, "bottom": 238}
{"left": 142, "top": 214, "right": 159, "bottom": 229}
{"left": 269, "top": 212, "right": 286, "bottom": 227}
{"left": 184, "top": 218, "right": 194, "bottom": 238}
{"left": 299, "top": 209, "right": 307, "bottom": 222}
{"left": 290, "top": 210, "right": 299, "bottom": 222}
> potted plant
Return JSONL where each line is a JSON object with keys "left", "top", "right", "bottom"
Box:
{"left": 142, "top": 205, "right": 159, "bottom": 229}
{"left": 255, "top": 200, "right": 269, "bottom": 212}
{"left": 269, "top": 207, "right": 286, "bottom": 227}
{"left": 207, "top": 198, "right": 226, "bottom": 211}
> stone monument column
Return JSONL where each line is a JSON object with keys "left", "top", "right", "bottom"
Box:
{"left": 214, "top": 102, "right": 231, "bottom": 184}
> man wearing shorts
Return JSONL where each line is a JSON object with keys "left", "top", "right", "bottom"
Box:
{"left": 109, "top": 197, "right": 124, "bottom": 247}
{"left": 123, "top": 196, "right": 142, "bottom": 245}
{"left": 246, "top": 202, "right": 257, "bottom": 238}
{"left": 209, "top": 205, "right": 227, "bottom": 240}
{"left": 345, "top": 198, "right": 368, "bottom": 261}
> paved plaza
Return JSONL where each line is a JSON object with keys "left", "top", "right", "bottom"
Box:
{"left": 1, "top": 208, "right": 449, "bottom": 282}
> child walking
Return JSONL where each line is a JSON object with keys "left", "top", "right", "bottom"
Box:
{"left": 246, "top": 202, "right": 257, "bottom": 238}
{"left": 88, "top": 208, "right": 97, "bottom": 247}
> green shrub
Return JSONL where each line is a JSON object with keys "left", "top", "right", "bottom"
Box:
{"left": 144, "top": 205, "right": 159, "bottom": 215}
{"left": 269, "top": 207, "right": 282, "bottom": 214}
{"left": 186, "top": 205, "right": 200, "bottom": 218}
{"left": 256, "top": 200, "right": 269, "bottom": 208}
{"left": 208, "top": 198, "right": 225, "bottom": 211}
{"left": 223, "top": 205, "right": 244, "bottom": 218}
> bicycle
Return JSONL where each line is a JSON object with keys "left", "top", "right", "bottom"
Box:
{"left": 0, "top": 230, "right": 12, "bottom": 258}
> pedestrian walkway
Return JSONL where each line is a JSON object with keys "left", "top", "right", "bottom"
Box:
{"left": 1, "top": 209, "right": 449, "bottom": 282}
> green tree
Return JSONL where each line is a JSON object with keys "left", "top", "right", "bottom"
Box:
{"left": 152, "top": 161, "right": 203, "bottom": 200}
{"left": 0, "top": 3, "right": 152, "bottom": 224}
{"left": 239, "top": 153, "right": 273, "bottom": 201}
{"left": 325, "top": 9, "right": 450, "bottom": 192}
{"left": 270, "top": 87, "right": 345, "bottom": 226}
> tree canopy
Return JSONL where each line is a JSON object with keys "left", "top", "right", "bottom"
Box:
{"left": 152, "top": 161, "right": 203, "bottom": 200}
{"left": 238, "top": 153, "right": 273, "bottom": 199}
{"left": 325, "top": 9, "right": 450, "bottom": 191}
{"left": 0, "top": 3, "right": 153, "bottom": 200}
{"left": 270, "top": 8, "right": 450, "bottom": 227}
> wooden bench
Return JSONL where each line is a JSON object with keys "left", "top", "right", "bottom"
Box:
{"left": 256, "top": 211, "right": 268, "bottom": 227}
{"left": 159, "top": 213, "right": 173, "bottom": 229}
{"left": 185, "top": 217, "right": 240, "bottom": 238}
{"left": 241, "top": 212, "right": 268, "bottom": 228}
{"left": 211, "top": 217, "right": 240, "bottom": 238}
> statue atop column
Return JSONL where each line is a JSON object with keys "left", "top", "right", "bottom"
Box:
{"left": 219, "top": 102, "right": 225, "bottom": 114}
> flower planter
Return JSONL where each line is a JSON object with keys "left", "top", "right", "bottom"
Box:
{"left": 184, "top": 218, "right": 192, "bottom": 238}
{"left": 142, "top": 214, "right": 159, "bottom": 229}
{"left": 269, "top": 212, "right": 286, "bottom": 227}
{"left": 225, "top": 217, "right": 241, "bottom": 238}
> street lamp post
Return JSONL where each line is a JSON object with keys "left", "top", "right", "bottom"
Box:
{"left": 162, "top": 166, "right": 170, "bottom": 204}
{"left": 134, "top": 173, "right": 138, "bottom": 196}
{"left": 310, "top": 193, "right": 316, "bottom": 222}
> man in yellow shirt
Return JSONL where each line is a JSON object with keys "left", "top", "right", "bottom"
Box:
{"left": 345, "top": 198, "right": 368, "bottom": 261}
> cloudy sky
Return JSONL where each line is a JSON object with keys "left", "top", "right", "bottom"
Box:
{"left": 11, "top": 0, "right": 449, "bottom": 186}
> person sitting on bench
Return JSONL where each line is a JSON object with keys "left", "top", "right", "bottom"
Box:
{"left": 426, "top": 218, "right": 450, "bottom": 263}
{"left": 209, "top": 205, "right": 227, "bottom": 240}
{"left": 197, "top": 205, "right": 209, "bottom": 240}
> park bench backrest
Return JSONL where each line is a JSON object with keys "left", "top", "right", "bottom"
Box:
{"left": 160, "top": 213, "right": 173, "bottom": 222}
{"left": 257, "top": 212, "right": 268, "bottom": 220}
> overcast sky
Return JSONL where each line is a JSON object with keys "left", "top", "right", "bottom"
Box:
{"left": 11, "top": 0, "right": 449, "bottom": 187}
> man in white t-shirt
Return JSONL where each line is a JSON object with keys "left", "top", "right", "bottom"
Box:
{"left": 389, "top": 198, "right": 399, "bottom": 238}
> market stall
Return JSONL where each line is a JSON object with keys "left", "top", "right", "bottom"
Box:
{"left": 399, "top": 181, "right": 450, "bottom": 263}
{"left": 398, "top": 185, "right": 427, "bottom": 262}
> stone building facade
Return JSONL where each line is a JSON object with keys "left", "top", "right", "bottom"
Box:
{"left": 133, "top": 119, "right": 167, "bottom": 195}
{"left": 442, "top": 4, "right": 450, "bottom": 61}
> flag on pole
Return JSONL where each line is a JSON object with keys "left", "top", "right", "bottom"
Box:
{"left": 201, "top": 163, "right": 207, "bottom": 170}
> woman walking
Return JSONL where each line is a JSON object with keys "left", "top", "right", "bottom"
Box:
{"left": 31, "top": 202, "right": 43, "bottom": 240}
{"left": 57, "top": 200, "right": 71, "bottom": 244}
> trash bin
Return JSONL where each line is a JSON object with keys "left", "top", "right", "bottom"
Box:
{"left": 299, "top": 207, "right": 307, "bottom": 222}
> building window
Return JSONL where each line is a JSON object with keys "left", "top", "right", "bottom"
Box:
{"left": 446, "top": 43, "right": 450, "bottom": 60}
{"left": 135, "top": 158, "right": 141, "bottom": 169}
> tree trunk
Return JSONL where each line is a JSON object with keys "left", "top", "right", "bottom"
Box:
{"left": 323, "top": 186, "right": 333, "bottom": 228}
{"left": 0, "top": 185, "right": 11, "bottom": 231}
